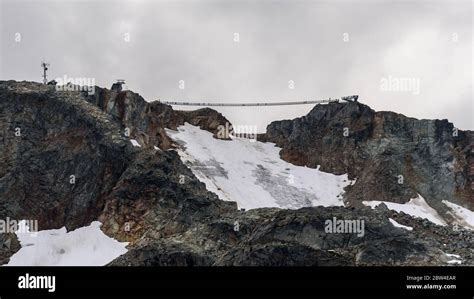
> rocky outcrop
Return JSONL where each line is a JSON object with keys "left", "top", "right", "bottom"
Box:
{"left": 109, "top": 204, "right": 474, "bottom": 266}
{"left": 0, "top": 232, "right": 20, "bottom": 265}
{"left": 177, "top": 108, "right": 231, "bottom": 139}
{"left": 84, "top": 89, "right": 230, "bottom": 149}
{"left": 0, "top": 81, "right": 130, "bottom": 230}
{"left": 261, "top": 101, "right": 473, "bottom": 216}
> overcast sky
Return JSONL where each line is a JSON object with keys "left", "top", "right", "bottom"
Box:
{"left": 1, "top": 0, "right": 472, "bottom": 131}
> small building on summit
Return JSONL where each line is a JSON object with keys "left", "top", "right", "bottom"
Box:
{"left": 111, "top": 79, "right": 125, "bottom": 92}
{"left": 341, "top": 95, "right": 359, "bottom": 102}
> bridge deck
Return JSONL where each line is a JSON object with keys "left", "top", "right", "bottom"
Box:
{"left": 159, "top": 99, "right": 342, "bottom": 107}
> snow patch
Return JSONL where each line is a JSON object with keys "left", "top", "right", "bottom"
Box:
{"left": 363, "top": 195, "right": 446, "bottom": 226}
{"left": 445, "top": 253, "right": 461, "bottom": 259}
{"left": 167, "top": 123, "right": 352, "bottom": 210}
{"left": 6, "top": 221, "right": 128, "bottom": 266}
{"left": 389, "top": 218, "right": 413, "bottom": 231}
{"left": 444, "top": 253, "right": 462, "bottom": 265}
{"left": 442, "top": 200, "right": 474, "bottom": 230}
{"left": 130, "top": 139, "right": 141, "bottom": 147}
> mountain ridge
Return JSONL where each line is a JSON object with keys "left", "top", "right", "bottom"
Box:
{"left": 0, "top": 80, "right": 472, "bottom": 266}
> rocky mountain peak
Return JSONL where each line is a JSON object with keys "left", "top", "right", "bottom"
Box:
{"left": 262, "top": 99, "right": 473, "bottom": 215}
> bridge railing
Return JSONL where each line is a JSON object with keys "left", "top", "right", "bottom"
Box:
{"left": 159, "top": 98, "right": 343, "bottom": 107}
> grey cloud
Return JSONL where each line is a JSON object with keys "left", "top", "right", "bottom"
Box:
{"left": 1, "top": 0, "right": 472, "bottom": 130}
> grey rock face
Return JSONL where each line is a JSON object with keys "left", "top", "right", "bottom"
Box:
{"left": 261, "top": 101, "right": 473, "bottom": 215}
{"left": 0, "top": 81, "right": 129, "bottom": 230}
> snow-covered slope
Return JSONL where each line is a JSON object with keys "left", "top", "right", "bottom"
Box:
{"left": 6, "top": 221, "right": 128, "bottom": 266}
{"left": 363, "top": 195, "right": 447, "bottom": 226}
{"left": 443, "top": 200, "right": 474, "bottom": 230}
{"left": 167, "top": 123, "right": 474, "bottom": 232}
{"left": 167, "top": 123, "right": 352, "bottom": 210}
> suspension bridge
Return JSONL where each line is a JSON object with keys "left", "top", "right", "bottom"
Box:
{"left": 159, "top": 95, "right": 358, "bottom": 107}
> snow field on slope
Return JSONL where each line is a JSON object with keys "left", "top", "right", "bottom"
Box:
{"left": 442, "top": 200, "right": 474, "bottom": 230}
{"left": 364, "top": 195, "right": 474, "bottom": 230}
{"left": 6, "top": 221, "right": 128, "bottom": 266}
{"left": 167, "top": 123, "right": 352, "bottom": 210}
{"left": 363, "top": 195, "right": 446, "bottom": 226}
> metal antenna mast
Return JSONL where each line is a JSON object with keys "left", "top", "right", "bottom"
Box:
{"left": 41, "top": 60, "right": 50, "bottom": 84}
